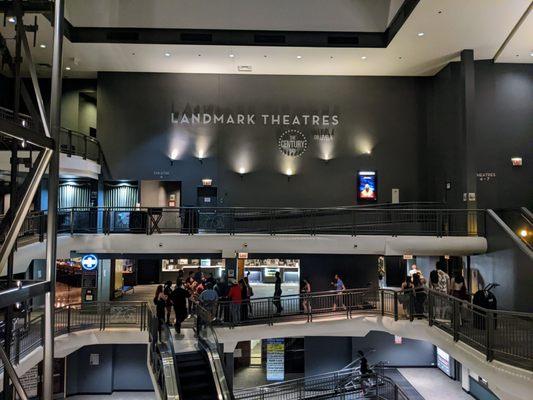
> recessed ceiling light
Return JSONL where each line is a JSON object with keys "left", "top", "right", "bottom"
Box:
{"left": 198, "top": 54, "right": 202, "bottom": 57}
{"left": 65, "top": 66, "right": 71, "bottom": 71}
{"left": 296, "top": 55, "right": 302, "bottom": 59}
{"left": 330, "top": 56, "right": 334, "bottom": 59}
{"left": 164, "top": 52, "right": 171, "bottom": 57}
{"left": 417, "top": 32, "right": 425, "bottom": 37}
{"left": 263, "top": 55, "right": 268, "bottom": 58}
{"left": 530, "top": 52, "right": 533, "bottom": 57}
{"left": 515, "top": 54, "right": 520, "bottom": 57}
{"left": 229, "top": 54, "right": 235, "bottom": 58}
{"left": 7, "top": 17, "right": 16, "bottom": 23}
{"left": 398, "top": 56, "right": 403, "bottom": 60}
{"left": 39, "top": 44, "right": 46, "bottom": 49}
{"left": 361, "top": 56, "right": 367, "bottom": 60}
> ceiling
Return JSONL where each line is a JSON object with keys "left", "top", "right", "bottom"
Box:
{"left": 0, "top": 0, "right": 531, "bottom": 78}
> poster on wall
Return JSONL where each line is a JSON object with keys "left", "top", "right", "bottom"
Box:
{"left": 437, "top": 347, "right": 452, "bottom": 377}
{"left": 357, "top": 171, "right": 377, "bottom": 202}
{"left": 20, "top": 365, "right": 39, "bottom": 398}
{"left": 266, "top": 338, "right": 285, "bottom": 381}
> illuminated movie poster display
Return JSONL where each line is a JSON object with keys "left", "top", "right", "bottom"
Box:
{"left": 357, "top": 171, "right": 377, "bottom": 202}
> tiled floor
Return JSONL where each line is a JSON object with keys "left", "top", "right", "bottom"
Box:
{"left": 67, "top": 392, "right": 156, "bottom": 400}
{"left": 398, "top": 368, "right": 474, "bottom": 400}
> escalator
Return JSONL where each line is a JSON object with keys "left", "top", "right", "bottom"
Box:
{"left": 493, "top": 207, "right": 532, "bottom": 249}
{"left": 175, "top": 350, "right": 219, "bottom": 400}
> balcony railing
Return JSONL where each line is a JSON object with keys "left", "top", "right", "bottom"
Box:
{"left": 0, "top": 106, "right": 105, "bottom": 165}
{"left": 0, "top": 301, "right": 147, "bottom": 373}
{"left": 198, "top": 287, "right": 533, "bottom": 372}
{"left": 4, "top": 206, "right": 486, "bottom": 242}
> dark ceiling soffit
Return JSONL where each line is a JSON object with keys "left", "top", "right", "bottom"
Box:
{"left": 0, "top": 0, "right": 52, "bottom": 14}
{"left": 58, "top": 0, "right": 419, "bottom": 48}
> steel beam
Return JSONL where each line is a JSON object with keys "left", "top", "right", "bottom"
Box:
{"left": 0, "top": 118, "right": 55, "bottom": 149}
{"left": 21, "top": 29, "right": 51, "bottom": 138}
{"left": 43, "top": 0, "right": 64, "bottom": 398}
{"left": 0, "top": 280, "right": 51, "bottom": 309}
{"left": 0, "top": 149, "right": 52, "bottom": 274}
{"left": 0, "top": 346, "right": 29, "bottom": 400}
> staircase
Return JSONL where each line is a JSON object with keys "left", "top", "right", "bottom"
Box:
{"left": 175, "top": 350, "right": 219, "bottom": 400}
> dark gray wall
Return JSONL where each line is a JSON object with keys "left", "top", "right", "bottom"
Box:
{"left": 97, "top": 72, "right": 426, "bottom": 207}
{"left": 425, "top": 62, "right": 533, "bottom": 210}
{"left": 66, "top": 344, "right": 152, "bottom": 396}
{"left": 470, "top": 214, "right": 533, "bottom": 312}
{"left": 304, "top": 332, "right": 436, "bottom": 376}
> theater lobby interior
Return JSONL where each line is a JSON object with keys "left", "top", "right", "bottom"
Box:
{"left": 0, "top": 1, "right": 532, "bottom": 400}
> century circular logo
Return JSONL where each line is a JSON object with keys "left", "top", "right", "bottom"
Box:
{"left": 81, "top": 254, "right": 98, "bottom": 271}
{"left": 278, "top": 129, "right": 308, "bottom": 157}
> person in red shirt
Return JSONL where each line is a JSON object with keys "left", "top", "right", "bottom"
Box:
{"left": 228, "top": 280, "right": 242, "bottom": 323}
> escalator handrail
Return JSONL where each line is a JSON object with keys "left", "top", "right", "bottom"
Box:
{"left": 487, "top": 209, "right": 533, "bottom": 258}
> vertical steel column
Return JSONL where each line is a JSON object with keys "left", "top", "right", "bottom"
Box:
{"left": 43, "top": 1, "right": 64, "bottom": 399}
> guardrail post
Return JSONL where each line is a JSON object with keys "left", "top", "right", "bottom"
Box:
{"left": 452, "top": 299, "right": 459, "bottom": 342}
{"left": 14, "top": 329, "right": 20, "bottom": 365}
{"left": 486, "top": 311, "right": 494, "bottom": 362}
{"left": 394, "top": 385, "right": 399, "bottom": 400}
{"left": 409, "top": 291, "right": 414, "bottom": 322}
{"left": 394, "top": 291, "right": 398, "bottom": 321}
{"left": 351, "top": 209, "right": 356, "bottom": 236}
{"left": 68, "top": 129, "right": 72, "bottom": 156}
{"left": 83, "top": 135, "right": 87, "bottom": 160}
{"left": 40, "top": 314, "right": 45, "bottom": 346}
{"left": 67, "top": 306, "right": 71, "bottom": 333}
{"left": 428, "top": 291, "right": 434, "bottom": 326}
{"left": 380, "top": 290, "right": 384, "bottom": 316}
{"left": 70, "top": 208, "right": 74, "bottom": 235}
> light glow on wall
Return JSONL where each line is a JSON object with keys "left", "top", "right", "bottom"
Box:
{"left": 354, "top": 135, "right": 375, "bottom": 156}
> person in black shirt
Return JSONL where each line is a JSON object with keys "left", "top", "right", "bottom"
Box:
{"left": 273, "top": 271, "right": 283, "bottom": 315}
{"left": 163, "top": 281, "right": 173, "bottom": 325}
{"left": 169, "top": 279, "right": 190, "bottom": 335}
{"left": 154, "top": 285, "right": 167, "bottom": 337}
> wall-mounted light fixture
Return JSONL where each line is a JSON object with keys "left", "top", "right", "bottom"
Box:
{"left": 238, "top": 167, "right": 246, "bottom": 179}
{"left": 202, "top": 178, "right": 213, "bottom": 187}
{"left": 511, "top": 157, "right": 522, "bottom": 167}
{"left": 285, "top": 168, "right": 294, "bottom": 181}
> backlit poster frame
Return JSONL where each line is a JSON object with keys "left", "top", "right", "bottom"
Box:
{"left": 357, "top": 170, "right": 378, "bottom": 203}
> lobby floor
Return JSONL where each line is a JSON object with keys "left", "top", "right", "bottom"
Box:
{"left": 68, "top": 393, "right": 155, "bottom": 400}
{"left": 398, "top": 368, "right": 474, "bottom": 400}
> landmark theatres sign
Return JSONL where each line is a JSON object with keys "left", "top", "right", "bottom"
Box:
{"left": 171, "top": 110, "right": 338, "bottom": 157}
{"left": 171, "top": 112, "right": 339, "bottom": 127}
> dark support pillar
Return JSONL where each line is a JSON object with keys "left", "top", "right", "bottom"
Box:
{"left": 44, "top": 1, "right": 65, "bottom": 399}
{"left": 460, "top": 49, "right": 478, "bottom": 234}
{"left": 223, "top": 351, "right": 234, "bottom": 392}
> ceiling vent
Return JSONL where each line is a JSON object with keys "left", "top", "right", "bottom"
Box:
{"left": 327, "top": 35, "right": 359, "bottom": 45}
{"left": 106, "top": 31, "right": 139, "bottom": 42}
{"left": 180, "top": 33, "right": 212, "bottom": 43}
{"left": 237, "top": 65, "right": 252, "bottom": 72}
{"left": 254, "top": 34, "right": 286, "bottom": 44}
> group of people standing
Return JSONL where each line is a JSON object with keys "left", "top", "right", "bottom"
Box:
{"left": 154, "top": 269, "right": 352, "bottom": 332}
{"left": 400, "top": 261, "right": 469, "bottom": 318}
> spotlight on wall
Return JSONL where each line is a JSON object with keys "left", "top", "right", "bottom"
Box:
{"left": 238, "top": 167, "right": 246, "bottom": 178}
{"left": 511, "top": 157, "right": 522, "bottom": 167}
{"left": 519, "top": 229, "right": 528, "bottom": 238}
{"left": 285, "top": 168, "right": 294, "bottom": 181}
{"left": 7, "top": 17, "right": 16, "bottom": 23}
{"left": 169, "top": 149, "right": 178, "bottom": 166}
{"left": 366, "top": 149, "right": 372, "bottom": 155}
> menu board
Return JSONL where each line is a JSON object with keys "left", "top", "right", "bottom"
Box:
{"left": 266, "top": 338, "right": 285, "bottom": 381}
{"left": 437, "top": 347, "right": 452, "bottom": 377}
{"left": 20, "top": 365, "right": 39, "bottom": 398}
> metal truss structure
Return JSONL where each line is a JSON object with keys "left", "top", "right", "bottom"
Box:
{"left": 0, "top": 1, "right": 62, "bottom": 399}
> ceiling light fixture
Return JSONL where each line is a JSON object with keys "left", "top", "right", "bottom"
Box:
{"left": 417, "top": 32, "right": 425, "bottom": 37}
{"left": 530, "top": 52, "right": 533, "bottom": 57}
{"left": 40, "top": 44, "right": 46, "bottom": 49}
{"left": 65, "top": 66, "right": 71, "bottom": 71}
{"left": 164, "top": 52, "right": 171, "bottom": 57}
{"left": 229, "top": 54, "right": 235, "bottom": 58}
{"left": 7, "top": 17, "right": 16, "bottom": 23}
{"left": 361, "top": 56, "right": 367, "bottom": 60}
{"left": 296, "top": 55, "right": 302, "bottom": 59}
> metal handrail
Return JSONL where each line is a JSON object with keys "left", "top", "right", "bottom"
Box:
{"left": 3, "top": 205, "right": 487, "bottom": 239}
{"left": 209, "top": 287, "right": 533, "bottom": 371}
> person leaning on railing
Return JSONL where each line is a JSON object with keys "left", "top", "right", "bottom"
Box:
{"left": 199, "top": 282, "right": 219, "bottom": 321}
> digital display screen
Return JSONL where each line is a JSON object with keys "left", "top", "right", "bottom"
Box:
{"left": 357, "top": 171, "right": 377, "bottom": 202}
